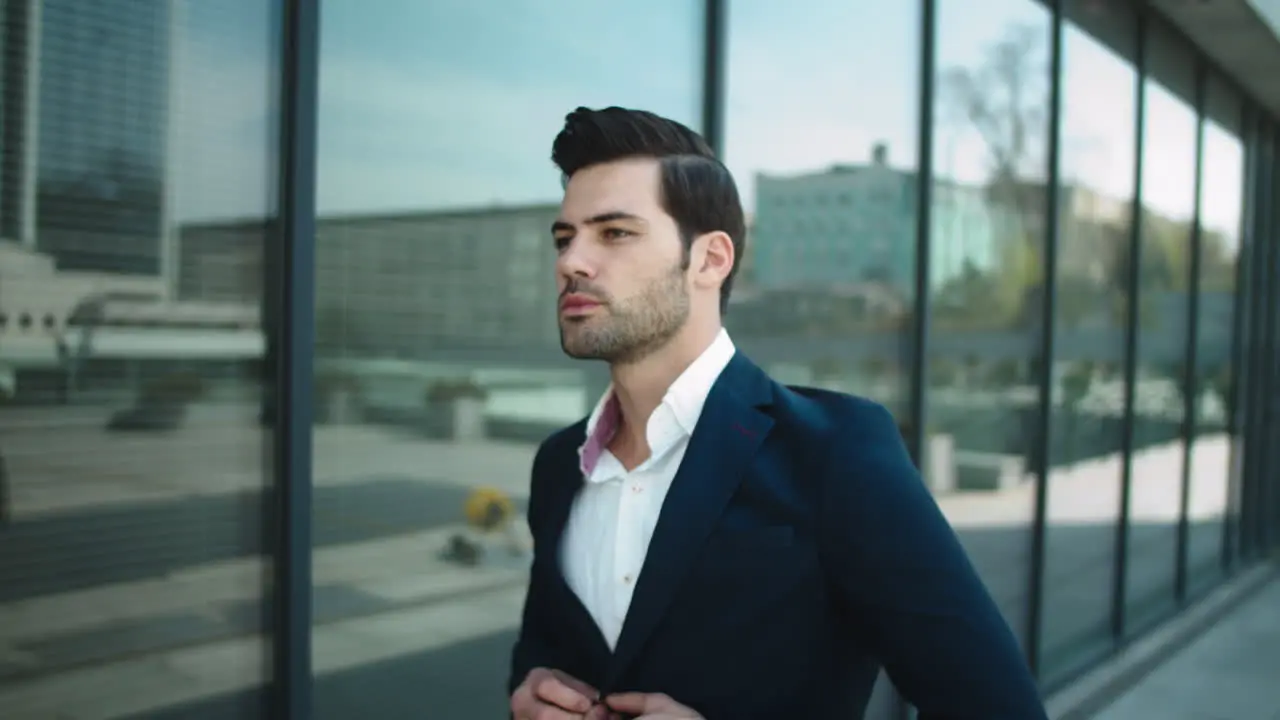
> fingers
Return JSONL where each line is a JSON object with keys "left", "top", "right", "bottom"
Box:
{"left": 534, "top": 673, "right": 597, "bottom": 712}
{"left": 551, "top": 669, "right": 599, "bottom": 701}
{"left": 511, "top": 668, "right": 600, "bottom": 719}
{"left": 604, "top": 691, "right": 674, "bottom": 714}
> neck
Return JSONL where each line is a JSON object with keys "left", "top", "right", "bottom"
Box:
{"left": 610, "top": 316, "right": 721, "bottom": 450}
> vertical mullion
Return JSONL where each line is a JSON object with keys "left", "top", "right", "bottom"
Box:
{"left": 701, "top": 0, "right": 726, "bottom": 156}
{"left": 908, "top": 0, "right": 935, "bottom": 477}
{"left": 1220, "top": 102, "right": 1256, "bottom": 572}
{"left": 1025, "top": 0, "right": 1063, "bottom": 679}
{"left": 1260, "top": 145, "right": 1280, "bottom": 553}
{"left": 1243, "top": 124, "right": 1276, "bottom": 559}
{"left": 1112, "top": 9, "right": 1146, "bottom": 640}
{"left": 272, "top": 0, "right": 320, "bottom": 718}
{"left": 1235, "top": 121, "right": 1258, "bottom": 562}
{"left": 897, "top": 1, "right": 936, "bottom": 715}
{"left": 1174, "top": 56, "right": 1207, "bottom": 603}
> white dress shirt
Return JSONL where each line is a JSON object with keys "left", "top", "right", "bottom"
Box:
{"left": 560, "top": 329, "right": 736, "bottom": 649}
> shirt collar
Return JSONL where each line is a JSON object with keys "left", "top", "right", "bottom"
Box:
{"left": 578, "top": 328, "right": 736, "bottom": 479}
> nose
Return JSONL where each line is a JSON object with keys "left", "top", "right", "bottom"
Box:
{"left": 555, "top": 239, "right": 596, "bottom": 283}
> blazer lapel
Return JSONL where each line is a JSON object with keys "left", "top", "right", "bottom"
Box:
{"left": 538, "top": 428, "right": 613, "bottom": 661}
{"left": 604, "top": 354, "right": 775, "bottom": 689}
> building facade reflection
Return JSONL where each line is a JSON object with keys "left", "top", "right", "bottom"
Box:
{"left": 0, "top": 0, "right": 1276, "bottom": 718}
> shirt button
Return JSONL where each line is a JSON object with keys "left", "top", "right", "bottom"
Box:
{"left": 622, "top": 574, "right": 633, "bottom": 584}
{"left": 632, "top": 485, "right": 643, "bottom": 494}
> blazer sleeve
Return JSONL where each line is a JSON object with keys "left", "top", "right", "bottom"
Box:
{"left": 507, "top": 439, "right": 553, "bottom": 696}
{"left": 818, "top": 401, "right": 1048, "bottom": 720}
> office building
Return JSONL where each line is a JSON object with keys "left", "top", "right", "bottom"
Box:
{"left": 0, "top": 0, "right": 1277, "bottom": 718}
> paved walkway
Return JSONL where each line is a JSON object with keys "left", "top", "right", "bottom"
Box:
{"left": 1094, "top": 574, "right": 1280, "bottom": 719}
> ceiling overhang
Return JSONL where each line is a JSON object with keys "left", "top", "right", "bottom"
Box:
{"left": 1149, "top": 0, "right": 1280, "bottom": 118}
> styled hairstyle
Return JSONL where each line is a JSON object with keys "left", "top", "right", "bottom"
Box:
{"left": 551, "top": 106, "right": 746, "bottom": 313}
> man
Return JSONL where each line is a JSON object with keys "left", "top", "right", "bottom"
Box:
{"left": 508, "top": 106, "right": 1047, "bottom": 719}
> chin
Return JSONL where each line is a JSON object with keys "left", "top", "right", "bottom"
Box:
{"left": 560, "top": 345, "right": 606, "bottom": 361}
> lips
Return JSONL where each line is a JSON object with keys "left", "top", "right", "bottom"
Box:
{"left": 559, "top": 294, "right": 601, "bottom": 314}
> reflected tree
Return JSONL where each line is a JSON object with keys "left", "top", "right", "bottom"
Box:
{"left": 941, "top": 25, "right": 1047, "bottom": 216}
{"left": 940, "top": 24, "right": 1049, "bottom": 328}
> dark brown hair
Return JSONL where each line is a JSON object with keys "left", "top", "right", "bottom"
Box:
{"left": 551, "top": 106, "right": 746, "bottom": 312}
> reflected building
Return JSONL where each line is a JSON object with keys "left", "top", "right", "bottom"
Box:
{"left": 0, "top": 0, "right": 237, "bottom": 405}
{"left": 2, "top": 0, "right": 175, "bottom": 277}
{"left": 1, "top": 0, "right": 1279, "bottom": 719}
{"left": 752, "top": 144, "right": 1008, "bottom": 295}
{"left": 751, "top": 144, "right": 918, "bottom": 292}
{"left": 182, "top": 204, "right": 562, "bottom": 357}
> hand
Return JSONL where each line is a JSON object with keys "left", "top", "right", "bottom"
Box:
{"left": 511, "top": 667, "right": 610, "bottom": 720}
{"left": 604, "top": 692, "right": 703, "bottom": 719}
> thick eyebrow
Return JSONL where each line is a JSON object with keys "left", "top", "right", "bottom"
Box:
{"left": 551, "top": 211, "right": 649, "bottom": 235}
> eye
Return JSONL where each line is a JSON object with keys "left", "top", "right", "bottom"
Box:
{"left": 601, "top": 227, "right": 634, "bottom": 240}
{"left": 553, "top": 235, "right": 571, "bottom": 251}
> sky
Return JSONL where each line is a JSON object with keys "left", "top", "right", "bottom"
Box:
{"left": 169, "top": 0, "right": 1246, "bottom": 244}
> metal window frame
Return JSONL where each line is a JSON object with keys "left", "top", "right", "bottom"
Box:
{"left": 1248, "top": 132, "right": 1265, "bottom": 555}
{"left": 1111, "top": 7, "right": 1147, "bottom": 640}
{"left": 254, "top": 1, "right": 1280, "bottom": 717}
{"left": 1265, "top": 134, "right": 1273, "bottom": 547}
{"left": 1255, "top": 132, "right": 1280, "bottom": 554}
{"left": 897, "top": 1, "right": 937, "bottom": 714}
{"left": 1264, "top": 134, "right": 1274, "bottom": 548}
{"left": 702, "top": 0, "right": 726, "bottom": 156}
{"left": 1220, "top": 100, "right": 1258, "bottom": 573}
{"left": 1025, "top": 0, "right": 1064, "bottom": 679}
{"left": 1174, "top": 56, "right": 1209, "bottom": 602}
{"left": 1240, "top": 115, "right": 1276, "bottom": 561}
{"left": 270, "top": 0, "right": 321, "bottom": 717}
{"left": 908, "top": 0, "right": 935, "bottom": 499}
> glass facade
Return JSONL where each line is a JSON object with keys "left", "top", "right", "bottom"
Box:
{"left": 0, "top": 0, "right": 1276, "bottom": 718}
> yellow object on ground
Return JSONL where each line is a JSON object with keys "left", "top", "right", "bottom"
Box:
{"left": 463, "top": 487, "right": 514, "bottom": 531}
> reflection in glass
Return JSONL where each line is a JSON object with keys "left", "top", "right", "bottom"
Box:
{"left": 1186, "top": 82, "right": 1244, "bottom": 591}
{"left": 1122, "top": 27, "right": 1197, "bottom": 628}
{"left": 723, "top": 1, "right": 918, "bottom": 715}
{"left": 0, "top": 0, "right": 279, "bottom": 717}
{"left": 1040, "top": 15, "right": 1137, "bottom": 680}
{"left": 929, "top": 0, "right": 1051, "bottom": 650}
{"left": 310, "top": 2, "right": 699, "bottom": 717}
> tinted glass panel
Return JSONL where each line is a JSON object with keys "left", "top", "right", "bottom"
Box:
{"left": 0, "top": 0, "right": 280, "bottom": 717}
{"left": 1186, "top": 77, "right": 1244, "bottom": 592}
{"left": 929, "top": 0, "right": 1052, "bottom": 651}
{"left": 724, "top": 1, "right": 920, "bottom": 715}
{"left": 309, "top": 2, "right": 700, "bottom": 717}
{"left": 1123, "top": 21, "right": 1197, "bottom": 629}
{"left": 1039, "top": 3, "right": 1138, "bottom": 681}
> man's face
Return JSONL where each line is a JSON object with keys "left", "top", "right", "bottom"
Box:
{"left": 551, "top": 158, "right": 690, "bottom": 364}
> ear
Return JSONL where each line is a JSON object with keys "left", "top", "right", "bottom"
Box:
{"left": 690, "top": 231, "right": 735, "bottom": 292}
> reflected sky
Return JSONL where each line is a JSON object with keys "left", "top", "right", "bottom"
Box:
{"left": 170, "top": 0, "right": 1245, "bottom": 244}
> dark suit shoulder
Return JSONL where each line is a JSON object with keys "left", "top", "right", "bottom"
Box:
{"left": 768, "top": 384, "right": 919, "bottom": 512}
{"left": 770, "top": 384, "right": 903, "bottom": 448}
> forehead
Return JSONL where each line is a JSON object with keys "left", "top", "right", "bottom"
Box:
{"left": 559, "top": 158, "right": 663, "bottom": 221}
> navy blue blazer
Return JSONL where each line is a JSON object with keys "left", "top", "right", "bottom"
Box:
{"left": 509, "top": 352, "right": 1047, "bottom": 719}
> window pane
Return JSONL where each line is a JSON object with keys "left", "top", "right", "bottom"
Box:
{"left": 1040, "top": 4, "right": 1138, "bottom": 681}
{"left": 310, "top": 2, "right": 701, "bottom": 717}
{"left": 1123, "top": 22, "right": 1197, "bottom": 630}
{"left": 0, "top": 0, "right": 280, "bottom": 717}
{"left": 929, "top": 0, "right": 1051, "bottom": 651}
{"left": 723, "top": 2, "right": 919, "bottom": 716}
{"left": 1186, "top": 78, "right": 1244, "bottom": 592}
